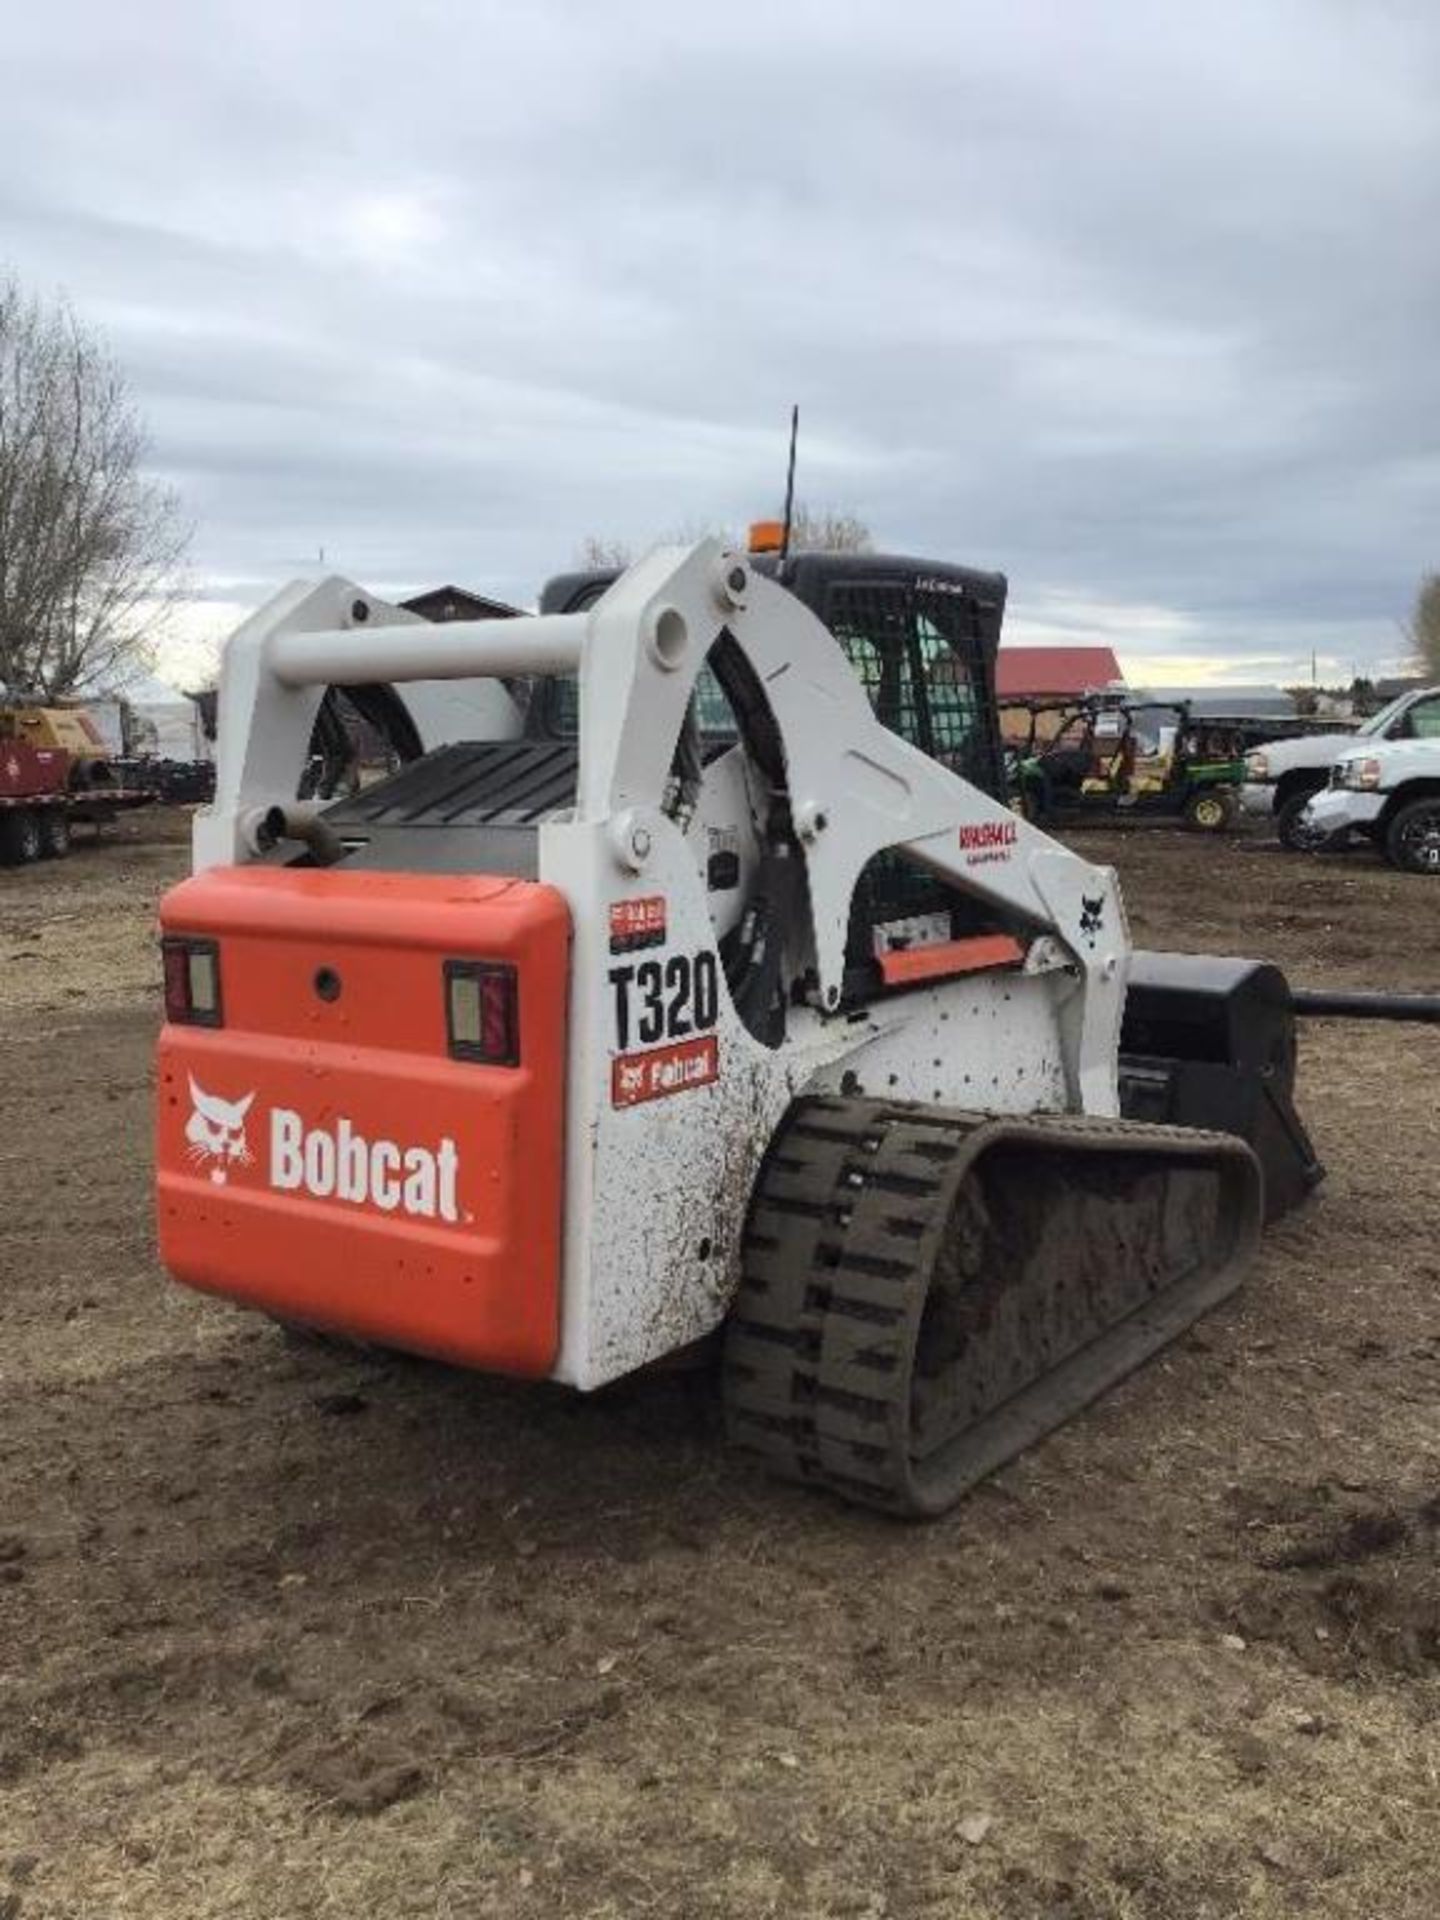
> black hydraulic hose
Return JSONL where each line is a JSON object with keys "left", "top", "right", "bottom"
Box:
{"left": 1292, "top": 989, "right": 1440, "bottom": 1024}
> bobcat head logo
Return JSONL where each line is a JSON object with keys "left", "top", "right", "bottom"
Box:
{"left": 185, "top": 1076, "right": 255, "bottom": 1184}
{"left": 1079, "top": 895, "right": 1105, "bottom": 946}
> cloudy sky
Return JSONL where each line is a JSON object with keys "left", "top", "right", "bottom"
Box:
{"left": 3, "top": 0, "right": 1436, "bottom": 685}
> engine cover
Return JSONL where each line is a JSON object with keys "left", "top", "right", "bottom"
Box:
{"left": 156, "top": 866, "right": 570, "bottom": 1374}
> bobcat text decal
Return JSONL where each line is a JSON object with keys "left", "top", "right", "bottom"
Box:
{"left": 183, "top": 1078, "right": 460, "bottom": 1221}
{"left": 612, "top": 1035, "right": 719, "bottom": 1108}
{"left": 271, "top": 1111, "right": 460, "bottom": 1221}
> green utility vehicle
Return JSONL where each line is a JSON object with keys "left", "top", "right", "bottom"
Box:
{"left": 1004, "top": 698, "right": 1258, "bottom": 830}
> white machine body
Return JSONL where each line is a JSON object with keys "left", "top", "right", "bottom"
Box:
{"left": 188, "top": 542, "right": 1130, "bottom": 1388}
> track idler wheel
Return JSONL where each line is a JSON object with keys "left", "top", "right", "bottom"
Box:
{"left": 723, "top": 1097, "right": 1261, "bottom": 1517}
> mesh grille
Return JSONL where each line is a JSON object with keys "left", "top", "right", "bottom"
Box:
{"left": 547, "top": 664, "right": 735, "bottom": 742}
{"left": 536, "top": 575, "right": 1005, "bottom": 798}
{"left": 824, "top": 580, "right": 1009, "bottom": 953}
{"left": 823, "top": 580, "right": 1006, "bottom": 795}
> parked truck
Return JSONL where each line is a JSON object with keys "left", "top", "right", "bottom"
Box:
{"left": 1242, "top": 685, "right": 1440, "bottom": 847}
{"left": 1298, "top": 736, "right": 1440, "bottom": 872}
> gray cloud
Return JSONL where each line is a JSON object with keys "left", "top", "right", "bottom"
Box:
{"left": 2, "top": 0, "right": 1437, "bottom": 678}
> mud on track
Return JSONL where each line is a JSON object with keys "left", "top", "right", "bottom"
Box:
{"left": 1, "top": 813, "right": 1437, "bottom": 1918}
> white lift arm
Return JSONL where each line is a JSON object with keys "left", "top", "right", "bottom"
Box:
{"left": 197, "top": 542, "right": 1128, "bottom": 1111}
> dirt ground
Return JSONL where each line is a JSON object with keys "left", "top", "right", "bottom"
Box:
{"left": 1, "top": 811, "right": 1437, "bottom": 1919}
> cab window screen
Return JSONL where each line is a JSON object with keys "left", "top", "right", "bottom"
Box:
{"left": 547, "top": 664, "right": 735, "bottom": 741}
{"left": 823, "top": 581, "right": 1005, "bottom": 797}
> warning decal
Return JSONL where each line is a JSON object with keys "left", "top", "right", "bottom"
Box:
{"left": 609, "top": 895, "right": 667, "bottom": 953}
{"left": 611, "top": 1034, "right": 719, "bottom": 1108}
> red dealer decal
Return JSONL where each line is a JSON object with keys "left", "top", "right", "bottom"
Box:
{"left": 611, "top": 1034, "right": 719, "bottom": 1107}
{"left": 609, "top": 895, "right": 667, "bottom": 953}
{"left": 958, "top": 819, "right": 1018, "bottom": 866}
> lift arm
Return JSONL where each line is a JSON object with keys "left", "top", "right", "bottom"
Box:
{"left": 197, "top": 541, "right": 1131, "bottom": 1114}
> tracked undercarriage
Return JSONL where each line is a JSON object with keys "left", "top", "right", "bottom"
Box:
{"left": 725, "top": 1099, "right": 1260, "bottom": 1515}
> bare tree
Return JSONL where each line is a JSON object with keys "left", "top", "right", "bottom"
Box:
{"left": 1408, "top": 572, "right": 1440, "bottom": 679}
{"left": 574, "top": 534, "right": 634, "bottom": 570}
{"left": 661, "top": 516, "right": 740, "bottom": 549}
{"left": 0, "top": 273, "right": 189, "bottom": 697}
{"left": 576, "top": 504, "right": 872, "bottom": 572}
{"left": 664, "top": 505, "right": 873, "bottom": 554}
{"left": 783, "top": 503, "right": 873, "bottom": 554}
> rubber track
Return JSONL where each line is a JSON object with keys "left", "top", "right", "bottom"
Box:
{"left": 722, "top": 1095, "right": 1260, "bottom": 1518}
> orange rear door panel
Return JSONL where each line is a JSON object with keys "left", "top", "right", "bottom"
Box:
{"left": 156, "top": 867, "right": 569, "bottom": 1376}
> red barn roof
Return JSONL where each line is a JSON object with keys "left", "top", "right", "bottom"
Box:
{"left": 996, "top": 646, "right": 1124, "bottom": 699}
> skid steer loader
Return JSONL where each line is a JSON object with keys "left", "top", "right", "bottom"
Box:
{"left": 155, "top": 538, "right": 1319, "bottom": 1516}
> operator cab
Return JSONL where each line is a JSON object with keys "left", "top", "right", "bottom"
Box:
{"left": 528, "top": 545, "right": 1009, "bottom": 804}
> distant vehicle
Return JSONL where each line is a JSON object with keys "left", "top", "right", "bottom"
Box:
{"left": 111, "top": 756, "right": 216, "bottom": 806}
{"left": 0, "top": 739, "right": 74, "bottom": 863}
{"left": 0, "top": 702, "right": 161, "bottom": 859}
{"left": 1242, "top": 686, "right": 1439, "bottom": 848}
{"left": 1004, "top": 697, "right": 1261, "bottom": 831}
{"left": 0, "top": 701, "right": 158, "bottom": 821}
{"left": 2, "top": 702, "right": 117, "bottom": 787}
{"left": 1298, "top": 736, "right": 1440, "bottom": 873}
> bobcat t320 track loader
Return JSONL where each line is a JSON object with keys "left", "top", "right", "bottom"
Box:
{"left": 156, "top": 539, "right": 1319, "bottom": 1516}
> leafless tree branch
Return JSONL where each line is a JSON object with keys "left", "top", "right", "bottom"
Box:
{"left": 574, "top": 502, "right": 873, "bottom": 572}
{"left": 1407, "top": 572, "right": 1440, "bottom": 680}
{"left": 0, "top": 271, "right": 191, "bottom": 697}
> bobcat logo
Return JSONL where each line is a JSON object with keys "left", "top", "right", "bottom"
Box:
{"left": 1079, "top": 895, "right": 1105, "bottom": 947}
{"left": 616, "top": 1061, "right": 647, "bottom": 1100}
{"left": 185, "top": 1077, "right": 255, "bottom": 1185}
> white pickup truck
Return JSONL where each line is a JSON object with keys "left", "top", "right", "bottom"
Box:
{"left": 1241, "top": 684, "right": 1440, "bottom": 847}
{"left": 1298, "top": 736, "right": 1440, "bottom": 872}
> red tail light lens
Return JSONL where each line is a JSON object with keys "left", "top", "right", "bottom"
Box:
{"left": 445, "top": 961, "right": 519, "bottom": 1066}
{"left": 162, "top": 936, "right": 223, "bottom": 1026}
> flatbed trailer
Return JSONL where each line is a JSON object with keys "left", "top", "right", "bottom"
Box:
{"left": 0, "top": 740, "right": 154, "bottom": 865}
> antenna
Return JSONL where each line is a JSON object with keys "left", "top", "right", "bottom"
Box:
{"left": 779, "top": 405, "right": 799, "bottom": 565}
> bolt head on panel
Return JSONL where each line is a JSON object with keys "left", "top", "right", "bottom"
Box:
{"left": 712, "top": 555, "right": 749, "bottom": 610}
{"left": 609, "top": 811, "right": 653, "bottom": 872}
{"left": 795, "top": 800, "right": 827, "bottom": 842}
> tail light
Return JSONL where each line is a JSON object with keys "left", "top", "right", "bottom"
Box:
{"left": 445, "top": 961, "right": 519, "bottom": 1066}
{"left": 162, "top": 936, "right": 223, "bottom": 1026}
